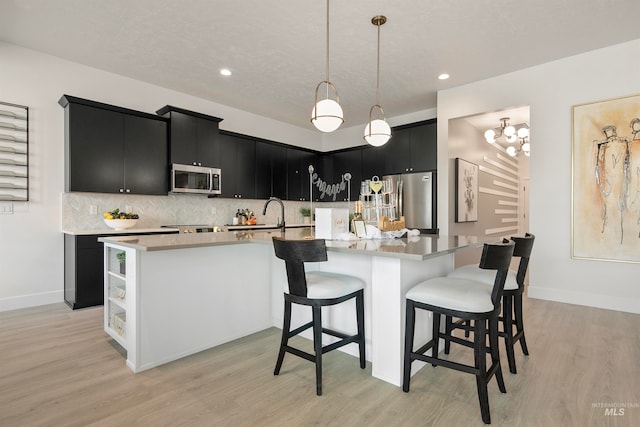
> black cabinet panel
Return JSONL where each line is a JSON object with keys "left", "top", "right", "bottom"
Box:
{"left": 124, "top": 115, "right": 168, "bottom": 195}
{"left": 157, "top": 106, "right": 222, "bottom": 167}
{"left": 409, "top": 122, "right": 437, "bottom": 171}
{"left": 197, "top": 118, "right": 220, "bottom": 167}
{"left": 361, "top": 145, "right": 386, "bottom": 180}
{"left": 218, "top": 133, "right": 256, "bottom": 199}
{"left": 168, "top": 111, "right": 198, "bottom": 165}
{"left": 235, "top": 137, "right": 256, "bottom": 199}
{"left": 66, "top": 104, "right": 124, "bottom": 193}
{"left": 271, "top": 145, "right": 287, "bottom": 199}
{"left": 384, "top": 127, "right": 411, "bottom": 174}
{"left": 61, "top": 96, "right": 169, "bottom": 195}
{"left": 218, "top": 133, "right": 237, "bottom": 198}
{"left": 255, "top": 141, "right": 286, "bottom": 199}
{"left": 286, "top": 148, "right": 316, "bottom": 201}
{"left": 331, "top": 149, "right": 362, "bottom": 201}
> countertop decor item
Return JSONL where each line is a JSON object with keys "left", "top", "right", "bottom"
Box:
{"left": 104, "top": 218, "right": 138, "bottom": 230}
{"left": 103, "top": 208, "right": 139, "bottom": 230}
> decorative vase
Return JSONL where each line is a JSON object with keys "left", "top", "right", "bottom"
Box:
{"left": 304, "top": 216, "right": 311, "bottom": 224}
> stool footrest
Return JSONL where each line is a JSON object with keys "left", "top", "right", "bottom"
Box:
{"left": 287, "top": 321, "right": 314, "bottom": 338}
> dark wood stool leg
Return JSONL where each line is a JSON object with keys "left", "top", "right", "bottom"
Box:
{"left": 514, "top": 293, "right": 529, "bottom": 355}
{"left": 444, "top": 315, "right": 452, "bottom": 354}
{"left": 474, "top": 319, "right": 491, "bottom": 424}
{"left": 356, "top": 290, "right": 366, "bottom": 369}
{"left": 274, "top": 299, "right": 291, "bottom": 375}
{"left": 431, "top": 312, "right": 441, "bottom": 366}
{"left": 502, "top": 294, "right": 517, "bottom": 374}
{"left": 312, "top": 305, "right": 323, "bottom": 396}
{"left": 489, "top": 317, "right": 506, "bottom": 393}
{"left": 402, "top": 299, "right": 416, "bottom": 392}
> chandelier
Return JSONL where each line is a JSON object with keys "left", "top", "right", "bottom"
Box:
{"left": 484, "top": 117, "right": 530, "bottom": 157}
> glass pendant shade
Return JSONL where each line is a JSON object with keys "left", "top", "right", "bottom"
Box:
{"left": 364, "top": 118, "right": 391, "bottom": 146}
{"left": 484, "top": 129, "right": 496, "bottom": 143}
{"left": 517, "top": 127, "right": 529, "bottom": 138}
{"left": 311, "top": 98, "right": 344, "bottom": 132}
{"left": 506, "top": 134, "right": 517, "bottom": 143}
{"left": 504, "top": 125, "right": 516, "bottom": 136}
{"left": 506, "top": 146, "right": 517, "bottom": 157}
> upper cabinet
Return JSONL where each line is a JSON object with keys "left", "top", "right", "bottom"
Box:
{"left": 286, "top": 147, "right": 317, "bottom": 201}
{"left": 255, "top": 140, "right": 287, "bottom": 200}
{"left": 156, "top": 105, "right": 222, "bottom": 167}
{"left": 378, "top": 119, "right": 437, "bottom": 175}
{"left": 59, "top": 95, "right": 169, "bottom": 195}
{"left": 217, "top": 132, "right": 256, "bottom": 199}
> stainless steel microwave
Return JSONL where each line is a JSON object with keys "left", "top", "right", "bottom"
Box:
{"left": 171, "top": 163, "right": 221, "bottom": 195}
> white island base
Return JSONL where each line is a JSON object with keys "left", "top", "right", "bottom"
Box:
{"left": 102, "top": 230, "right": 483, "bottom": 387}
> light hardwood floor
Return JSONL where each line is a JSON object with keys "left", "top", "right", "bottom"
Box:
{"left": 0, "top": 297, "right": 638, "bottom": 426}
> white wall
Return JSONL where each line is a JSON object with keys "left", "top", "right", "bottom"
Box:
{"left": 0, "top": 42, "right": 322, "bottom": 311}
{"left": 437, "top": 39, "right": 640, "bottom": 314}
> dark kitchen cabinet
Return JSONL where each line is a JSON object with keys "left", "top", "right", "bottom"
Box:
{"left": 255, "top": 141, "right": 287, "bottom": 200}
{"left": 286, "top": 147, "right": 316, "bottom": 201}
{"left": 64, "top": 234, "right": 105, "bottom": 309}
{"left": 59, "top": 95, "right": 169, "bottom": 195}
{"left": 218, "top": 133, "right": 256, "bottom": 199}
{"left": 381, "top": 119, "right": 437, "bottom": 174}
{"left": 361, "top": 145, "right": 386, "bottom": 180}
{"left": 330, "top": 148, "right": 362, "bottom": 201}
{"left": 64, "top": 231, "right": 178, "bottom": 310}
{"left": 156, "top": 105, "right": 223, "bottom": 167}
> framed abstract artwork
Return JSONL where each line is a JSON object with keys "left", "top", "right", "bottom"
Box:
{"left": 455, "top": 158, "right": 478, "bottom": 223}
{"left": 572, "top": 93, "right": 640, "bottom": 263}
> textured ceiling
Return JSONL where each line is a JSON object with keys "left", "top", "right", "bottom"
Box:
{"left": 1, "top": 0, "right": 639, "bottom": 131}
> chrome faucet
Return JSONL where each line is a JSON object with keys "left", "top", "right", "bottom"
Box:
{"left": 262, "top": 197, "right": 286, "bottom": 232}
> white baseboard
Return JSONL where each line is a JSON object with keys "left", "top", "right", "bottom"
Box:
{"left": 0, "top": 291, "right": 63, "bottom": 313}
{"left": 528, "top": 286, "right": 640, "bottom": 314}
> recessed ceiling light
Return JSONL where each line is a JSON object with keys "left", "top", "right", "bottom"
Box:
{"left": 438, "top": 73, "right": 450, "bottom": 80}
{"left": 220, "top": 68, "right": 232, "bottom": 76}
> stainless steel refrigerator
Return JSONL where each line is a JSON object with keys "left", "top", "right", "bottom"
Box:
{"left": 383, "top": 171, "right": 437, "bottom": 232}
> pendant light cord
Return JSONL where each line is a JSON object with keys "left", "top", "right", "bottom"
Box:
{"left": 325, "top": 0, "right": 330, "bottom": 99}
{"left": 375, "top": 22, "right": 380, "bottom": 106}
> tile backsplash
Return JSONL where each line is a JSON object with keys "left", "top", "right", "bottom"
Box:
{"left": 61, "top": 192, "right": 349, "bottom": 230}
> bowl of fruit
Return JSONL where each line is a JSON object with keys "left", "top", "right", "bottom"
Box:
{"left": 103, "top": 209, "right": 140, "bottom": 230}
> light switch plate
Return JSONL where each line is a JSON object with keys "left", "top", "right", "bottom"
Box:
{"left": 0, "top": 202, "right": 14, "bottom": 214}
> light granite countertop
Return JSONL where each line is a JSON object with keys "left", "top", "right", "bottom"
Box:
{"left": 100, "top": 228, "right": 488, "bottom": 261}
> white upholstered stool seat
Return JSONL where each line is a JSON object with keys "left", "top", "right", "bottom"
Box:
{"left": 447, "top": 264, "right": 518, "bottom": 291}
{"left": 304, "top": 271, "right": 364, "bottom": 299}
{"left": 406, "top": 277, "right": 494, "bottom": 313}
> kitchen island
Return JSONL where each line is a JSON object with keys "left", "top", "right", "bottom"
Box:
{"left": 100, "top": 228, "right": 487, "bottom": 386}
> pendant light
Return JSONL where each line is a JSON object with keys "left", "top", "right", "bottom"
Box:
{"left": 364, "top": 15, "right": 391, "bottom": 147}
{"left": 311, "top": 0, "right": 344, "bottom": 133}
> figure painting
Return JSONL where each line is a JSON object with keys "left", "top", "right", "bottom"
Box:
{"left": 572, "top": 94, "right": 640, "bottom": 263}
{"left": 455, "top": 158, "right": 478, "bottom": 222}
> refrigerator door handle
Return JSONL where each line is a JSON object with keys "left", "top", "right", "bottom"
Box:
{"left": 397, "top": 179, "right": 404, "bottom": 218}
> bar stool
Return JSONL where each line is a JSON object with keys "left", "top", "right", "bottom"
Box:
{"left": 403, "top": 240, "right": 514, "bottom": 425}
{"left": 271, "top": 237, "right": 366, "bottom": 395}
{"left": 445, "top": 233, "right": 535, "bottom": 373}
